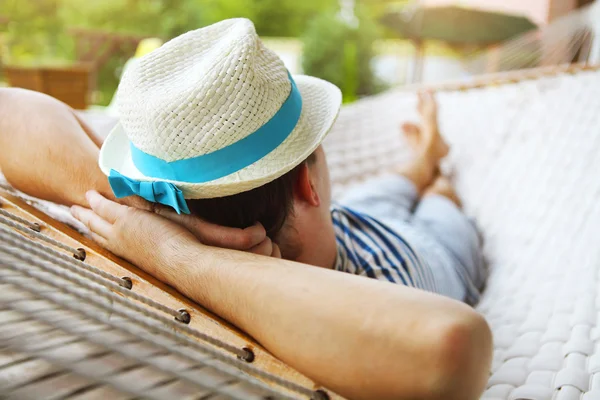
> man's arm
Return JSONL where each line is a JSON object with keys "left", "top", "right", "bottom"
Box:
{"left": 0, "top": 88, "right": 113, "bottom": 206}
{"left": 0, "top": 88, "right": 280, "bottom": 253}
{"left": 73, "top": 191, "right": 493, "bottom": 400}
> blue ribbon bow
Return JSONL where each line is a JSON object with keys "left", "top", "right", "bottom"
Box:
{"left": 108, "top": 169, "right": 190, "bottom": 215}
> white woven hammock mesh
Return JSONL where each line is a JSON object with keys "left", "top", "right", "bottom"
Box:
{"left": 324, "top": 69, "right": 600, "bottom": 400}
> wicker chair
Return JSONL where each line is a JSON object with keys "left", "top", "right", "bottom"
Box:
{"left": 3, "top": 64, "right": 92, "bottom": 109}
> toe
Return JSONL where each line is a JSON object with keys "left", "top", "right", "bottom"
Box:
{"left": 437, "top": 137, "right": 450, "bottom": 159}
{"left": 402, "top": 122, "right": 420, "bottom": 135}
{"left": 402, "top": 122, "right": 421, "bottom": 149}
{"left": 418, "top": 90, "right": 437, "bottom": 118}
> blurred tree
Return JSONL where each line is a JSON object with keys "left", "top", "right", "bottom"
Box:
{"left": 58, "top": 0, "right": 341, "bottom": 39}
{"left": 57, "top": 0, "right": 208, "bottom": 105}
{"left": 302, "top": 7, "right": 381, "bottom": 102}
{"left": 1, "top": 0, "right": 73, "bottom": 65}
{"left": 202, "top": 0, "right": 339, "bottom": 37}
{"left": 60, "top": 0, "right": 206, "bottom": 37}
{"left": 359, "top": 0, "right": 412, "bottom": 38}
{"left": 360, "top": 0, "right": 411, "bottom": 13}
{"left": 0, "top": 0, "right": 389, "bottom": 103}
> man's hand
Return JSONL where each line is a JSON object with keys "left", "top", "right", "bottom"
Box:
{"left": 149, "top": 204, "right": 282, "bottom": 258}
{"left": 71, "top": 191, "right": 281, "bottom": 259}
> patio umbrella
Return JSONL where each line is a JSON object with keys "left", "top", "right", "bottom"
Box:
{"left": 381, "top": 2, "right": 538, "bottom": 83}
{"left": 381, "top": 3, "right": 538, "bottom": 44}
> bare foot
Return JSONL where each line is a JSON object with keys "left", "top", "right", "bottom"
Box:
{"left": 401, "top": 91, "right": 449, "bottom": 162}
{"left": 396, "top": 91, "right": 449, "bottom": 193}
{"left": 424, "top": 175, "right": 462, "bottom": 208}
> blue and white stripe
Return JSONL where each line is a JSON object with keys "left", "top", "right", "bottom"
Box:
{"left": 331, "top": 204, "right": 439, "bottom": 293}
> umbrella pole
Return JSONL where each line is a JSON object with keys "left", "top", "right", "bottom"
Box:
{"left": 410, "top": 38, "right": 425, "bottom": 84}
{"left": 486, "top": 43, "right": 501, "bottom": 73}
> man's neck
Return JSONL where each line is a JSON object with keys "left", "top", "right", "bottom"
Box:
{"left": 281, "top": 212, "right": 337, "bottom": 269}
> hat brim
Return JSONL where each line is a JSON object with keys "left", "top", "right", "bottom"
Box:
{"left": 99, "top": 75, "right": 342, "bottom": 199}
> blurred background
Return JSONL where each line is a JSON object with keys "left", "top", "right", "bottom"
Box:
{"left": 0, "top": 0, "right": 597, "bottom": 110}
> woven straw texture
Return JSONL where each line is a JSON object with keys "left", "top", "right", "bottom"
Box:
{"left": 324, "top": 68, "right": 600, "bottom": 400}
{"left": 117, "top": 19, "right": 290, "bottom": 160}
{"left": 101, "top": 18, "right": 341, "bottom": 199}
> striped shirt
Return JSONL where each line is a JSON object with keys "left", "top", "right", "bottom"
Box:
{"left": 330, "top": 174, "right": 484, "bottom": 304}
{"left": 331, "top": 204, "right": 440, "bottom": 292}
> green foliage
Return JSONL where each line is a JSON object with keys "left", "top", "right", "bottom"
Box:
{"left": 202, "top": 0, "right": 338, "bottom": 37}
{"left": 60, "top": 0, "right": 206, "bottom": 37}
{"left": 1, "top": 0, "right": 74, "bottom": 66}
{"left": 0, "top": 0, "right": 343, "bottom": 64}
{"left": 59, "top": 0, "right": 339, "bottom": 38}
{"left": 302, "top": 9, "right": 381, "bottom": 102}
{"left": 0, "top": 0, "right": 386, "bottom": 104}
{"left": 61, "top": 0, "right": 208, "bottom": 105}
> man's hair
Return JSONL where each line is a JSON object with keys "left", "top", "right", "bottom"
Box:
{"left": 187, "top": 153, "right": 316, "bottom": 239}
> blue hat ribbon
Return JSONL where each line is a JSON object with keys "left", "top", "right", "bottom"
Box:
{"left": 108, "top": 169, "right": 190, "bottom": 215}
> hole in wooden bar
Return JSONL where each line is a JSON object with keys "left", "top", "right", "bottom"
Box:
{"left": 175, "top": 308, "right": 191, "bottom": 324}
{"left": 238, "top": 347, "right": 255, "bottom": 363}
{"left": 120, "top": 277, "right": 133, "bottom": 290}
{"left": 73, "top": 248, "right": 86, "bottom": 261}
{"left": 311, "top": 389, "right": 330, "bottom": 400}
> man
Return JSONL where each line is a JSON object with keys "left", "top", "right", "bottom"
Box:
{"left": 0, "top": 19, "right": 492, "bottom": 400}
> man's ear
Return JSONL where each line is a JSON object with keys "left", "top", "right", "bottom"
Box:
{"left": 295, "top": 163, "right": 320, "bottom": 207}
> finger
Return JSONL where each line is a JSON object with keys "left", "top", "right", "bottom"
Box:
{"left": 402, "top": 122, "right": 419, "bottom": 135}
{"left": 153, "top": 207, "right": 194, "bottom": 227}
{"left": 271, "top": 243, "right": 282, "bottom": 258}
{"left": 70, "top": 205, "right": 112, "bottom": 239}
{"left": 86, "top": 190, "right": 128, "bottom": 224}
{"left": 153, "top": 208, "right": 215, "bottom": 239}
{"left": 248, "top": 237, "right": 273, "bottom": 257}
{"left": 119, "top": 195, "right": 155, "bottom": 211}
{"left": 206, "top": 222, "right": 266, "bottom": 250}
{"left": 155, "top": 208, "right": 267, "bottom": 250}
{"left": 240, "top": 222, "right": 269, "bottom": 249}
{"left": 89, "top": 232, "right": 108, "bottom": 248}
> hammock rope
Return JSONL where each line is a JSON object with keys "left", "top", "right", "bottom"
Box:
{"left": 0, "top": 209, "right": 326, "bottom": 399}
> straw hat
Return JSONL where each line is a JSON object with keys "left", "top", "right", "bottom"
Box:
{"left": 99, "top": 18, "right": 341, "bottom": 213}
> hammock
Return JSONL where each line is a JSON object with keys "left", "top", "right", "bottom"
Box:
{"left": 325, "top": 63, "right": 600, "bottom": 400}
{"left": 1, "top": 63, "right": 600, "bottom": 399}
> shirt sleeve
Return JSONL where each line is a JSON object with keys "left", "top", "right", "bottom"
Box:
{"left": 337, "top": 174, "right": 419, "bottom": 223}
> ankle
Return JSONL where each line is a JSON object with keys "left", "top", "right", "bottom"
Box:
{"left": 396, "top": 159, "right": 437, "bottom": 194}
